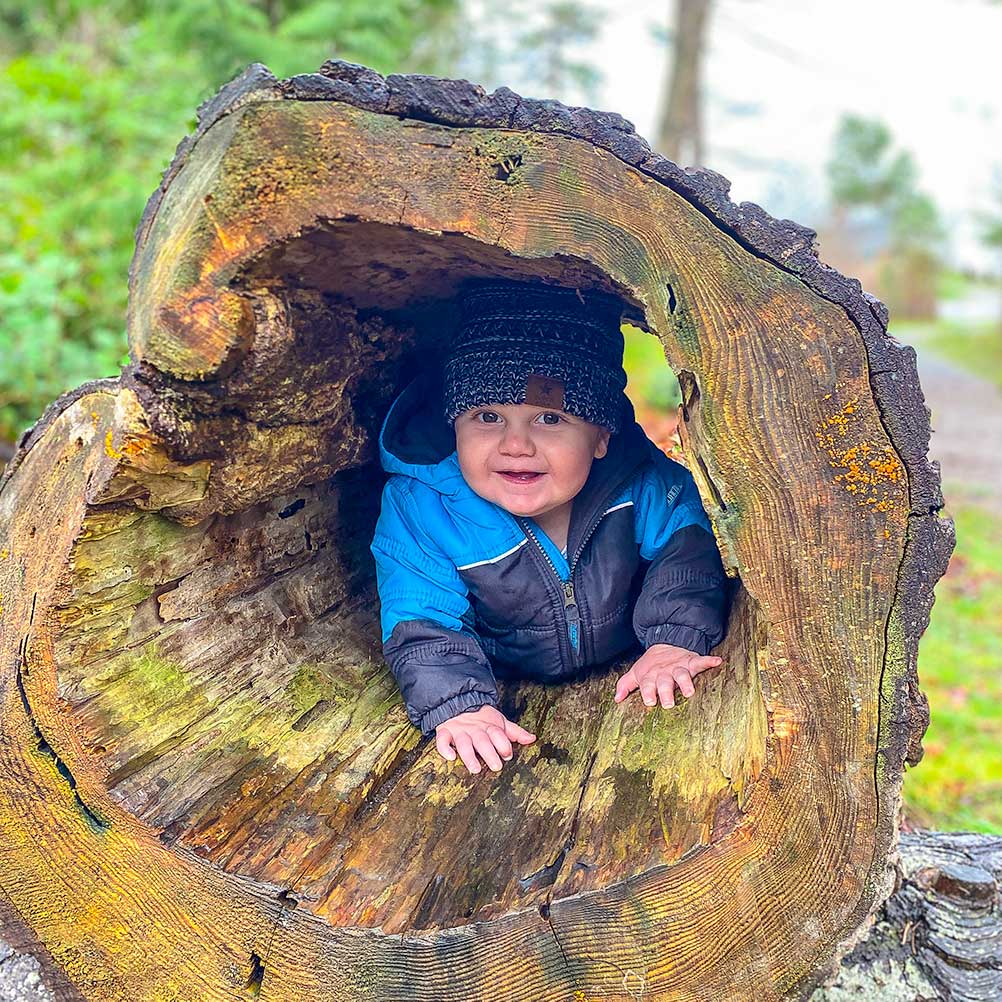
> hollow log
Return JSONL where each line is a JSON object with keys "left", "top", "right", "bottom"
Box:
{"left": 0, "top": 59, "right": 953, "bottom": 1000}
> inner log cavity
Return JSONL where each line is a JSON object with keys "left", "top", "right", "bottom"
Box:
{"left": 51, "top": 223, "right": 767, "bottom": 935}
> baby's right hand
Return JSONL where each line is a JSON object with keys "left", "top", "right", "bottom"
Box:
{"left": 435, "top": 705, "right": 536, "bottom": 775}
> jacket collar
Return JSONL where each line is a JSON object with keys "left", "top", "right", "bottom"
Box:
{"left": 378, "top": 370, "right": 656, "bottom": 543}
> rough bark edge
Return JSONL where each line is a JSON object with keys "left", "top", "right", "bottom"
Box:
{"left": 0, "top": 377, "right": 121, "bottom": 498}
{"left": 810, "top": 831, "right": 1002, "bottom": 1001}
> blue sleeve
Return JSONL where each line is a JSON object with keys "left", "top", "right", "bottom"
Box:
{"left": 633, "top": 450, "right": 713, "bottom": 559}
{"left": 370, "top": 477, "right": 498, "bottom": 735}
{"left": 631, "top": 451, "right": 728, "bottom": 655}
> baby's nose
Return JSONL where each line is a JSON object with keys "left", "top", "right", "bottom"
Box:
{"left": 499, "top": 428, "right": 535, "bottom": 453}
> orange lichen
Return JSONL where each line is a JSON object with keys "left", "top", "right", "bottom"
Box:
{"left": 815, "top": 397, "right": 905, "bottom": 523}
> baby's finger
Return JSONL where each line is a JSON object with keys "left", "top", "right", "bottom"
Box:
{"left": 674, "top": 667, "right": 696, "bottom": 699}
{"left": 639, "top": 677, "right": 658, "bottom": 708}
{"left": 472, "top": 731, "right": 504, "bottom": 772}
{"left": 688, "top": 655, "right": 723, "bottom": 675}
{"left": 504, "top": 719, "right": 537, "bottom": 744}
{"left": 656, "top": 674, "right": 676, "bottom": 709}
{"left": 614, "top": 669, "right": 639, "bottom": 702}
{"left": 453, "top": 733, "right": 481, "bottom": 775}
{"left": 435, "top": 729, "right": 457, "bottom": 761}
{"left": 487, "top": 724, "right": 514, "bottom": 760}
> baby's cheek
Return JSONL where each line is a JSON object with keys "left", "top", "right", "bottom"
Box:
{"left": 558, "top": 449, "right": 595, "bottom": 492}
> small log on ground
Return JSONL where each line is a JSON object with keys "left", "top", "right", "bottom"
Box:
{"left": 0, "top": 59, "right": 952, "bottom": 1000}
{"left": 812, "top": 831, "right": 1002, "bottom": 1002}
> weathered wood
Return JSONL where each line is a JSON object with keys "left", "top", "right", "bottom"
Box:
{"left": 0, "top": 59, "right": 952, "bottom": 1000}
{"left": 812, "top": 831, "right": 1002, "bottom": 1001}
{"left": 6, "top": 831, "right": 993, "bottom": 1002}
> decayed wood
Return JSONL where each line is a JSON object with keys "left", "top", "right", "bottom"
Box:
{"left": 0, "top": 58, "right": 953, "bottom": 1000}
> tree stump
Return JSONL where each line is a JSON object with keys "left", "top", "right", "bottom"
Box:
{"left": 0, "top": 59, "right": 953, "bottom": 1000}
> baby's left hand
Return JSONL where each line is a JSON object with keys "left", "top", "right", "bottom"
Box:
{"left": 614, "top": 644, "right": 723, "bottom": 709}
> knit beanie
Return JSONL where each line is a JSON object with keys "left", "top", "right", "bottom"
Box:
{"left": 441, "top": 279, "right": 628, "bottom": 434}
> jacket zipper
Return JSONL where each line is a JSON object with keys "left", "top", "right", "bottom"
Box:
{"left": 518, "top": 501, "right": 621, "bottom": 670}
{"left": 518, "top": 518, "right": 581, "bottom": 669}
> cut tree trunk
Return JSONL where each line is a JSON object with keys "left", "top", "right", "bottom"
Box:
{"left": 0, "top": 59, "right": 953, "bottom": 1000}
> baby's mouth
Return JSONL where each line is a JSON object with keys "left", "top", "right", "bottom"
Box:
{"left": 497, "top": 470, "right": 544, "bottom": 483}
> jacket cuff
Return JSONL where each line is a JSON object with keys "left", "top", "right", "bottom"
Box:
{"left": 418, "top": 690, "right": 499, "bottom": 736}
{"left": 643, "top": 623, "right": 712, "bottom": 656}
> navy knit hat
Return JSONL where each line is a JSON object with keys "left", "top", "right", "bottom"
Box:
{"left": 442, "top": 279, "right": 628, "bottom": 434}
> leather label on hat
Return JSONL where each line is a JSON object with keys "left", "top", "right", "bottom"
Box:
{"left": 524, "top": 373, "right": 566, "bottom": 410}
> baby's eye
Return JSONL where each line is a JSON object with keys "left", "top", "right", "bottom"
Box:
{"left": 475, "top": 411, "right": 501, "bottom": 424}
{"left": 537, "top": 412, "right": 563, "bottom": 425}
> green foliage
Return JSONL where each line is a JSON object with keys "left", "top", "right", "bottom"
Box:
{"left": 827, "top": 115, "right": 918, "bottom": 210}
{"left": 0, "top": 0, "right": 463, "bottom": 445}
{"left": 622, "top": 323, "right": 682, "bottom": 411}
{"left": 0, "top": 250, "right": 127, "bottom": 441}
{"left": 903, "top": 504, "right": 1002, "bottom": 833}
{"left": 0, "top": 31, "right": 200, "bottom": 442}
{"left": 826, "top": 114, "right": 945, "bottom": 320}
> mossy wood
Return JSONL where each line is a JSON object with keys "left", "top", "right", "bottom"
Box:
{"left": 0, "top": 60, "right": 952, "bottom": 1000}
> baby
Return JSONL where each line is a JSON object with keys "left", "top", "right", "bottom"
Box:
{"left": 370, "top": 279, "right": 728, "bottom": 775}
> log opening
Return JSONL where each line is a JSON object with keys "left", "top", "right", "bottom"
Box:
{"left": 49, "top": 219, "right": 766, "bottom": 933}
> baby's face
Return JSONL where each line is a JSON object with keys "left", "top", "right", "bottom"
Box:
{"left": 454, "top": 402, "right": 610, "bottom": 519}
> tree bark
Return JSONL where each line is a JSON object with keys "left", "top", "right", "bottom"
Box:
{"left": 812, "top": 831, "right": 1002, "bottom": 1001}
{"left": 0, "top": 59, "right": 952, "bottom": 1000}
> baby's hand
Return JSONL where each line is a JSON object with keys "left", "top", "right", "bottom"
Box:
{"left": 435, "top": 705, "right": 536, "bottom": 775}
{"left": 614, "top": 643, "right": 723, "bottom": 709}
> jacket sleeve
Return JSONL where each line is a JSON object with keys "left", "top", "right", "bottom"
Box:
{"left": 631, "top": 451, "right": 729, "bottom": 656}
{"left": 370, "top": 477, "right": 499, "bottom": 736}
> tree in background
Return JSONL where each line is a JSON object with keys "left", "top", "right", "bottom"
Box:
{"left": 654, "top": 0, "right": 713, "bottom": 163}
{"left": 825, "top": 113, "right": 945, "bottom": 321}
{"left": 975, "top": 166, "right": 1002, "bottom": 334}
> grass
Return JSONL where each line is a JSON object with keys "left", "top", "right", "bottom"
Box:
{"left": 892, "top": 316, "right": 1002, "bottom": 390}
{"left": 902, "top": 504, "right": 1002, "bottom": 833}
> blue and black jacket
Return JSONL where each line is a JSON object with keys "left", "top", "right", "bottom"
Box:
{"left": 370, "top": 371, "right": 729, "bottom": 735}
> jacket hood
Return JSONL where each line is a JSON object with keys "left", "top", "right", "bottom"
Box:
{"left": 377, "top": 369, "right": 657, "bottom": 503}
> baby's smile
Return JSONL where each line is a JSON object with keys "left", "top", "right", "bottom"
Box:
{"left": 495, "top": 469, "right": 545, "bottom": 486}
{"left": 453, "top": 401, "right": 610, "bottom": 520}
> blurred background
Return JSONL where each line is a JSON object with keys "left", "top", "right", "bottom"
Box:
{"left": 1, "top": 0, "right": 999, "bottom": 832}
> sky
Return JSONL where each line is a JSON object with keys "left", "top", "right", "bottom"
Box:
{"left": 585, "top": 0, "right": 1002, "bottom": 271}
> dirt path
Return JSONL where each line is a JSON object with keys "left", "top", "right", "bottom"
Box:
{"left": 901, "top": 334, "right": 1002, "bottom": 514}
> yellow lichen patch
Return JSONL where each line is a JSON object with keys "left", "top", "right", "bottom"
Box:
{"left": 104, "top": 430, "right": 123, "bottom": 460}
{"left": 91, "top": 389, "right": 211, "bottom": 512}
{"left": 414, "top": 755, "right": 479, "bottom": 809}
{"left": 815, "top": 397, "right": 905, "bottom": 519}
